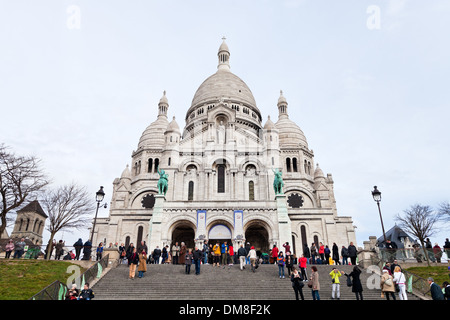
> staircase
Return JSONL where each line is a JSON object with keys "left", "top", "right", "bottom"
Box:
{"left": 92, "top": 262, "right": 419, "bottom": 300}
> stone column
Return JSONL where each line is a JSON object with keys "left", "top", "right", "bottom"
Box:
{"left": 275, "top": 194, "right": 292, "bottom": 249}
{"left": 147, "top": 194, "right": 165, "bottom": 252}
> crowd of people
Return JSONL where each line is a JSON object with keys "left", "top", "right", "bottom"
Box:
{"left": 2, "top": 236, "right": 449, "bottom": 301}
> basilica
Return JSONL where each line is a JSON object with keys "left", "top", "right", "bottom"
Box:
{"left": 93, "top": 39, "right": 357, "bottom": 255}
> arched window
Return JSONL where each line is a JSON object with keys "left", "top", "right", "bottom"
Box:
{"left": 148, "top": 158, "right": 153, "bottom": 173}
{"left": 314, "top": 235, "right": 319, "bottom": 248}
{"left": 249, "top": 181, "right": 255, "bottom": 200}
{"left": 137, "top": 226, "right": 143, "bottom": 245}
{"left": 293, "top": 158, "right": 298, "bottom": 172}
{"left": 301, "top": 226, "right": 307, "bottom": 253}
{"left": 286, "top": 158, "right": 291, "bottom": 172}
{"left": 168, "top": 157, "right": 171, "bottom": 166}
{"left": 154, "top": 158, "right": 159, "bottom": 173}
{"left": 304, "top": 160, "right": 308, "bottom": 174}
{"left": 188, "top": 181, "right": 194, "bottom": 201}
{"left": 217, "top": 164, "right": 225, "bottom": 193}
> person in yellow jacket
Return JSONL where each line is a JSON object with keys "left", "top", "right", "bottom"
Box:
{"left": 212, "top": 242, "right": 221, "bottom": 267}
{"left": 329, "top": 268, "right": 342, "bottom": 300}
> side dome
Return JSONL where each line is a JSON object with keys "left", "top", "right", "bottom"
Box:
{"left": 138, "top": 116, "right": 169, "bottom": 149}
{"left": 165, "top": 116, "right": 181, "bottom": 134}
{"left": 137, "top": 91, "right": 170, "bottom": 149}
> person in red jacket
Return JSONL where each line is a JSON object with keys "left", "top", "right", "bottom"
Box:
{"left": 299, "top": 254, "right": 308, "bottom": 280}
{"left": 271, "top": 245, "right": 279, "bottom": 264}
{"left": 319, "top": 242, "right": 325, "bottom": 261}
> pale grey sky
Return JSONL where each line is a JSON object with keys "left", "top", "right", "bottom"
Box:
{"left": 1, "top": 1, "right": 449, "bottom": 249}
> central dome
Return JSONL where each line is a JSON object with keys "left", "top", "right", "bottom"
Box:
{"left": 191, "top": 70, "right": 257, "bottom": 109}
{"left": 187, "top": 39, "right": 260, "bottom": 121}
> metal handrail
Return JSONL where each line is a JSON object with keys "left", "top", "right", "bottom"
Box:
{"left": 29, "top": 254, "right": 109, "bottom": 300}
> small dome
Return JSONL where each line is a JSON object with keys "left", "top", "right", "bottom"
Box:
{"left": 314, "top": 163, "right": 325, "bottom": 179}
{"left": 165, "top": 116, "right": 181, "bottom": 134}
{"left": 275, "top": 117, "right": 308, "bottom": 148}
{"left": 138, "top": 116, "right": 169, "bottom": 149}
{"left": 121, "top": 164, "right": 131, "bottom": 180}
{"left": 263, "top": 116, "right": 275, "bottom": 130}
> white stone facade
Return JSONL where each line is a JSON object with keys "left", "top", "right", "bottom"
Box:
{"left": 93, "top": 39, "right": 357, "bottom": 255}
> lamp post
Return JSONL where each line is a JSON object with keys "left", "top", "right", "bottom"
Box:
{"left": 90, "top": 186, "right": 106, "bottom": 244}
{"left": 372, "top": 185, "right": 387, "bottom": 244}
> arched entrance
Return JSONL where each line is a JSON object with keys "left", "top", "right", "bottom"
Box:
{"left": 208, "top": 224, "right": 232, "bottom": 245}
{"left": 171, "top": 221, "right": 196, "bottom": 250}
{"left": 245, "top": 221, "right": 270, "bottom": 254}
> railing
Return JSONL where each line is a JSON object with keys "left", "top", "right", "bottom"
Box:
{"left": 375, "top": 248, "right": 449, "bottom": 264}
{"left": 30, "top": 254, "right": 109, "bottom": 300}
{"left": 1, "top": 244, "right": 109, "bottom": 261}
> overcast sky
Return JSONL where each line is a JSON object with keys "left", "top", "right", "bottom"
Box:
{"left": 1, "top": 1, "right": 449, "bottom": 249}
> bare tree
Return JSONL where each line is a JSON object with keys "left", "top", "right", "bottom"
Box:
{"left": 395, "top": 204, "right": 439, "bottom": 267}
{"left": 42, "top": 182, "right": 95, "bottom": 259}
{"left": 438, "top": 201, "right": 450, "bottom": 223}
{"left": 0, "top": 144, "right": 49, "bottom": 236}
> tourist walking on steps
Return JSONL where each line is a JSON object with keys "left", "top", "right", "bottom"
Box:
{"left": 309, "top": 266, "right": 320, "bottom": 300}
{"left": 271, "top": 245, "right": 279, "bottom": 264}
{"left": 245, "top": 242, "right": 251, "bottom": 265}
{"left": 329, "top": 267, "right": 342, "bottom": 299}
{"left": 380, "top": 269, "right": 396, "bottom": 300}
{"left": 285, "top": 251, "right": 294, "bottom": 276}
{"left": 299, "top": 254, "right": 308, "bottom": 281}
{"left": 138, "top": 251, "right": 147, "bottom": 278}
{"left": 172, "top": 242, "right": 180, "bottom": 265}
{"left": 213, "top": 242, "right": 221, "bottom": 267}
{"left": 348, "top": 242, "right": 357, "bottom": 265}
{"left": 248, "top": 246, "right": 257, "bottom": 272}
{"left": 290, "top": 267, "right": 305, "bottom": 300}
{"left": 393, "top": 266, "right": 408, "bottom": 300}
{"left": 277, "top": 251, "right": 285, "bottom": 279}
{"left": 344, "top": 266, "right": 364, "bottom": 300}
{"left": 193, "top": 246, "right": 203, "bottom": 275}
{"left": 310, "top": 243, "right": 317, "bottom": 264}
{"left": 332, "top": 243, "right": 340, "bottom": 265}
{"left": 341, "top": 245, "right": 348, "bottom": 265}
{"left": 238, "top": 244, "right": 247, "bottom": 270}
{"left": 185, "top": 248, "right": 193, "bottom": 274}
{"left": 128, "top": 247, "right": 139, "bottom": 280}
{"left": 221, "top": 241, "right": 229, "bottom": 268}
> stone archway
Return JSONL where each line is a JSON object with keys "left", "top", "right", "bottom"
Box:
{"left": 171, "top": 221, "right": 196, "bottom": 250}
{"left": 245, "top": 221, "right": 270, "bottom": 254}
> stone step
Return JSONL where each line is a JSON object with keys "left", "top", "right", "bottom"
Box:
{"left": 92, "top": 263, "right": 418, "bottom": 300}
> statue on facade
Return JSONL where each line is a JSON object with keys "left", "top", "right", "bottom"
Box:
{"left": 157, "top": 168, "right": 169, "bottom": 196}
{"left": 217, "top": 120, "right": 226, "bottom": 144}
{"left": 272, "top": 168, "right": 284, "bottom": 195}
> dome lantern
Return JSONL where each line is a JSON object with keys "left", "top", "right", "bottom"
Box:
{"left": 217, "top": 36, "right": 231, "bottom": 72}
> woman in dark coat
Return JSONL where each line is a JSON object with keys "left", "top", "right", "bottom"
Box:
{"left": 344, "top": 266, "right": 363, "bottom": 300}
{"left": 332, "top": 243, "right": 340, "bottom": 265}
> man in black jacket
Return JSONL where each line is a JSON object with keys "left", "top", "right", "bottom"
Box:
{"left": 347, "top": 242, "right": 357, "bottom": 265}
{"left": 78, "top": 283, "right": 95, "bottom": 300}
{"left": 193, "top": 247, "right": 203, "bottom": 275}
{"left": 238, "top": 244, "right": 247, "bottom": 270}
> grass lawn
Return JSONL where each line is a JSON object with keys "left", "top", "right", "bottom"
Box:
{"left": 0, "top": 259, "right": 86, "bottom": 300}
{"left": 405, "top": 265, "right": 450, "bottom": 286}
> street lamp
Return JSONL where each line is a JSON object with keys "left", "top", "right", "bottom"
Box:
{"left": 90, "top": 186, "right": 106, "bottom": 243}
{"left": 372, "top": 186, "right": 387, "bottom": 244}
